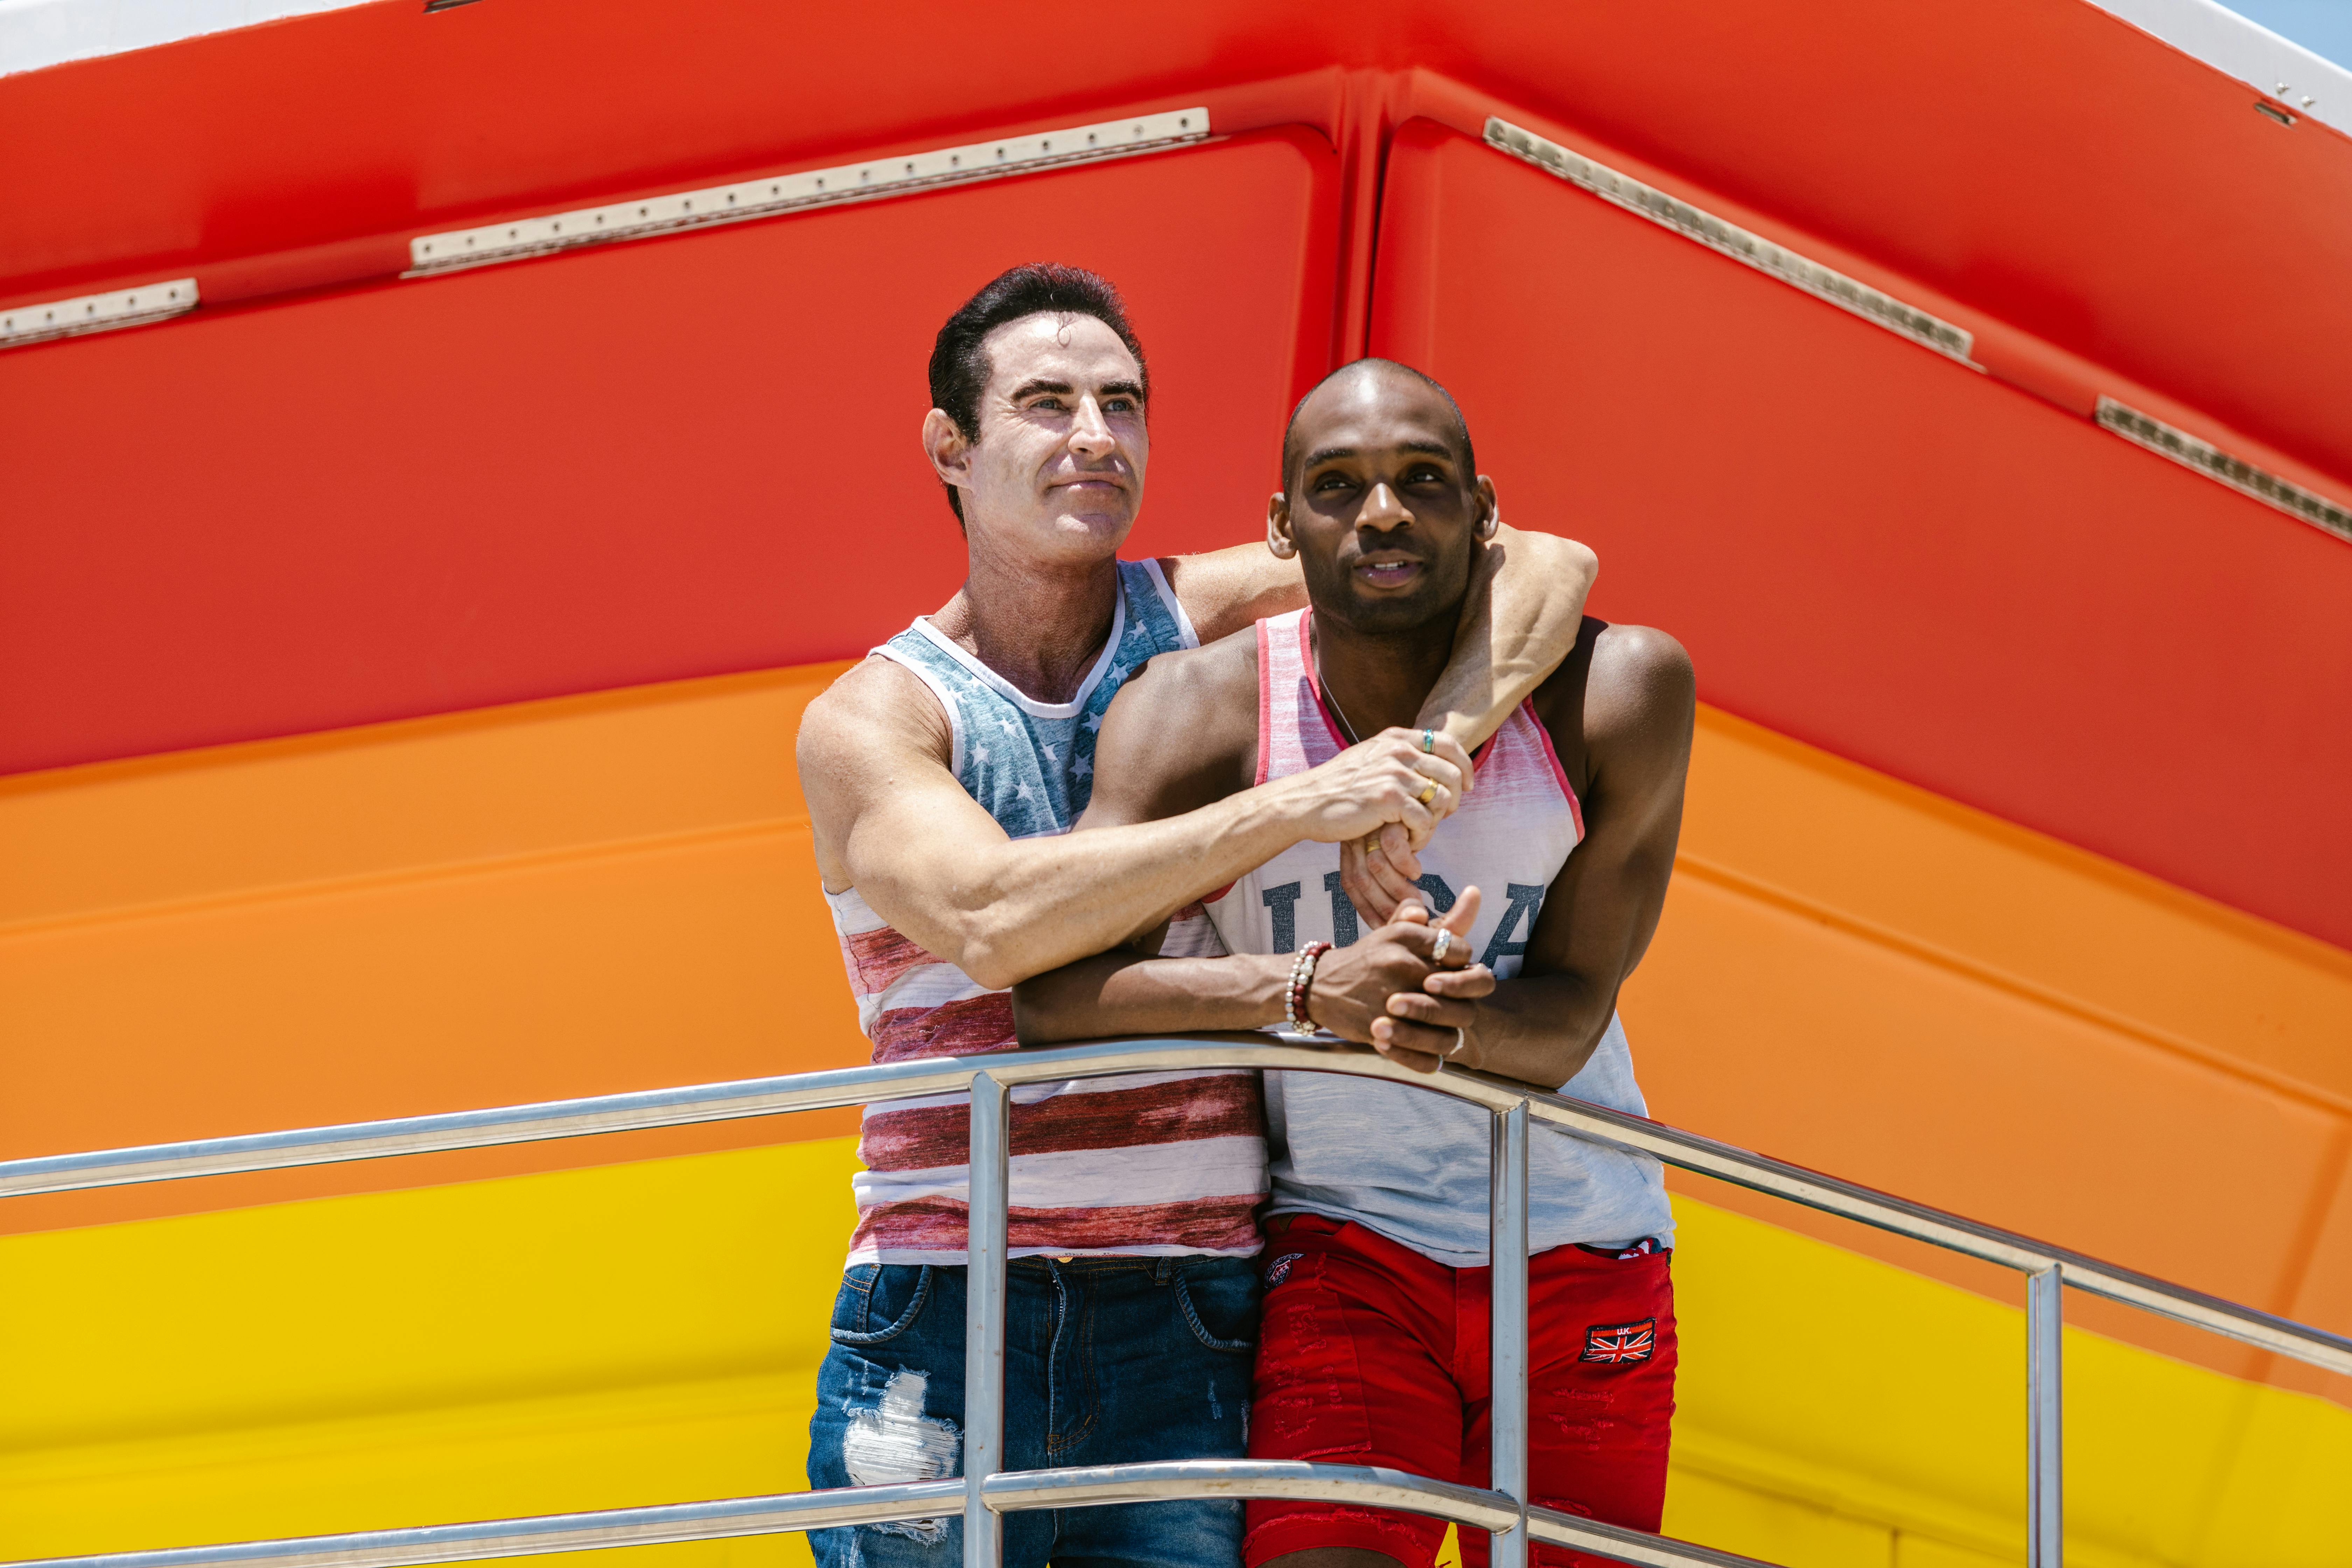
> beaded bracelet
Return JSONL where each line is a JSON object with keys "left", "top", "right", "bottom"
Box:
{"left": 1284, "top": 940, "right": 1334, "bottom": 1032}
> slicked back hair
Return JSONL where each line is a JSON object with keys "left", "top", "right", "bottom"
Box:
{"left": 1280, "top": 358, "right": 1476, "bottom": 493}
{"left": 927, "top": 263, "right": 1150, "bottom": 524}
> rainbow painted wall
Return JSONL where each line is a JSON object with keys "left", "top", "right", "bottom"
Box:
{"left": 4, "top": 4, "right": 2349, "bottom": 1566}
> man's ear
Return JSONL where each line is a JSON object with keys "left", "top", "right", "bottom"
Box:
{"left": 1472, "top": 475, "right": 1500, "bottom": 541}
{"left": 1266, "top": 491, "right": 1298, "bottom": 559}
{"left": 924, "top": 408, "right": 974, "bottom": 492}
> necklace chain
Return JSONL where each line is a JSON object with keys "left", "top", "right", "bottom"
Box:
{"left": 1312, "top": 637, "right": 1365, "bottom": 747}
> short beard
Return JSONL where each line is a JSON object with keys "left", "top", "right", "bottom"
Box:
{"left": 1301, "top": 545, "right": 1474, "bottom": 637}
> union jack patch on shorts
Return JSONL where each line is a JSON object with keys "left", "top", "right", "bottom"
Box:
{"left": 1265, "top": 1252, "right": 1305, "bottom": 1288}
{"left": 1580, "top": 1318, "right": 1657, "bottom": 1365}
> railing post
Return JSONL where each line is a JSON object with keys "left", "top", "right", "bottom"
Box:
{"left": 1490, "top": 1099, "right": 1531, "bottom": 1568}
{"left": 2028, "top": 1264, "right": 2063, "bottom": 1568}
{"left": 965, "top": 1070, "right": 1011, "bottom": 1568}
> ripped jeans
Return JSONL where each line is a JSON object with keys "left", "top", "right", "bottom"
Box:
{"left": 807, "top": 1255, "right": 1259, "bottom": 1568}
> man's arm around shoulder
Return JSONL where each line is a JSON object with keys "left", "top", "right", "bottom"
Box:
{"left": 797, "top": 647, "right": 1466, "bottom": 990}
{"left": 1160, "top": 524, "right": 1598, "bottom": 750}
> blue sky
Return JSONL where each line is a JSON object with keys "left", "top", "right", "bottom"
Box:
{"left": 2222, "top": 0, "right": 2352, "bottom": 67}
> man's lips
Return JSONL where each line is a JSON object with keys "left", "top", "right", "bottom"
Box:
{"left": 1352, "top": 555, "right": 1427, "bottom": 588}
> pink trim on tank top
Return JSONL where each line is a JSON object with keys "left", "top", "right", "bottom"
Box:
{"left": 1530, "top": 708, "right": 1586, "bottom": 839}
{"left": 1255, "top": 617, "right": 1276, "bottom": 788}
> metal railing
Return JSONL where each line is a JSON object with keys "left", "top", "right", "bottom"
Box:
{"left": 5, "top": 1037, "right": 2348, "bottom": 1568}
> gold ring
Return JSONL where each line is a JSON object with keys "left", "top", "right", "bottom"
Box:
{"left": 1417, "top": 783, "right": 1437, "bottom": 806}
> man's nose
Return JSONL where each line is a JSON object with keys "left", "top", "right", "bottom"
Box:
{"left": 1358, "top": 482, "right": 1412, "bottom": 531}
{"left": 1069, "top": 396, "right": 1115, "bottom": 456}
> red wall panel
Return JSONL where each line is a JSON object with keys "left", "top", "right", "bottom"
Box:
{"left": 7, "top": 0, "right": 2351, "bottom": 490}
{"left": 1371, "top": 119, "right": 2352, "bottom": 951}
{"left": 0, "top": 130, "right": 1336, "bottom": 775}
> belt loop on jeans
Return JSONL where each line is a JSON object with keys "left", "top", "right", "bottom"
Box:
{"left": 1154, "top": 1257, "right": 1174, "bottom": 1283}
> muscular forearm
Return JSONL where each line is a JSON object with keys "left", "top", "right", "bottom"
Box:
{"left": 1454, "top": 974, "right": 1617, "bottom": 1088}
{"left": 1012, "top": 950, "right": 1291, "bottom": 1044}
{"left": 1415, "top": 526, "right": 1597, "bottom": 751}
{"left": 858, "top": 785, "right": 1320, "bottom": 992}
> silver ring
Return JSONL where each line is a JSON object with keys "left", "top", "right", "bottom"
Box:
{"left": 1421, "top": 728, "right": 1437, "bottom": 754}
{"left": 1445, "top": 1028, "right": 1468, "bottom": 1059}
{"left": 1431, "top": 928, "right": 1453, "bottom": 964}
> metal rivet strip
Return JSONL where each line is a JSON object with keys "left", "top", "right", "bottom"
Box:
{"left": 1483, "top": 117, "right": 1976, "bottom": 366}
{"left": 0, "top": 279, "right": 198, "bottom": 351}
{"left": 2096, "top": 397, "right": 2352, "bottom": 544}
{"left": 406, "top": 107, "right": 1213, "bottom": 277}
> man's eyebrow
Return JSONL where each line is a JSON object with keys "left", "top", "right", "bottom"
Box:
{"left": 1007, "top": 378, "right": 1075, "bottom": 401}
{"left": 1100, "top": 379, "right": 1147, "bottom": 401}
{"left": 1301, "top": 440, "right": 1455, "bottom": 467}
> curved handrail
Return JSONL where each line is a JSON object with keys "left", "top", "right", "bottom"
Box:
{"left": 3, "top": 1036, "right": 2345, "bottom": 1375}
{"left": 0, "top": 1462, "right": 1783, "bottom": 1568}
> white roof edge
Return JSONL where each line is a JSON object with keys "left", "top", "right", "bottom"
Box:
{"left": 2, "top": 0, "right": 2346, "bottom": 140}
{"left": 0, "top": 0, "right": 373, "bottom": 78}
{"left": 2088, "top": 0, "right": 2352, "bottom": 135}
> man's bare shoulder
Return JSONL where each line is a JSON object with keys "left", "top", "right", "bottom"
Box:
{"left": 1579, "top": 622, "right": 1695, "bottom": 790}
{"left": 1114, "top": 621, "right": 1260, "bottom": 716}
{"left": 796, "top": 654, "right": 952, "bottom": 774}
{"left": 1530, "top": 618, "right": 1691, "bottom": 783}
{"left": 1586, "top": 622, "right": 1694, "bottom": 725}
{"left": 1084, "top": 623, "right": 1262, "bottom": 824}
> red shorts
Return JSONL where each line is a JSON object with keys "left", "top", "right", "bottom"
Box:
{"left": 1244, "top": 1214, "right": 1676, "bottom": 1568}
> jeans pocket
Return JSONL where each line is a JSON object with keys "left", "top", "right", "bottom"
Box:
{"left": 1174, "top": 1260, "right": 1260, "bottom": 1354}
{"left": 831, "top": 1264, "right": 934, "bottom": 1347}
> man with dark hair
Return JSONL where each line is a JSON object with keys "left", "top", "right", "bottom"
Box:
{"left": 798, "top": 267, "right": 1599, "bottom": 1568}
{"left": 1015, "top": 358, "right": 1693, "bottom": 1568}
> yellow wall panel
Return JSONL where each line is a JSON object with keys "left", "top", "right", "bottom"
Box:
{"left": 1661, "top": 1471, "right": 1893, "bottom": 1568}
{"left": 6, "top": 1148, "right": 2345, "bottom": 1568}
{"left": 1, "top": 1138, "right": 857, "bottom": 1556}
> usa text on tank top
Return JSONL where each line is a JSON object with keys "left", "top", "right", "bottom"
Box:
{"left": 1204, "top": 607, "right": 1584, "bottom": 964}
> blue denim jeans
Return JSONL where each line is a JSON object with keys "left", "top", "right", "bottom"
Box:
{"left": 807, "top": 1254, "right": 1260, "bottom": 1568}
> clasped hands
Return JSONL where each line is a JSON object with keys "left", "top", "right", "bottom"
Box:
{"left": 1306, "top": 886, "right": 1490, "bottom": 1075}
{"left": 1290, "top": 728, "right": 1474, "bottom": 922}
